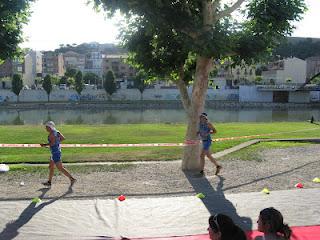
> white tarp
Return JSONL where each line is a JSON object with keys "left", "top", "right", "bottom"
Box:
{"left": 1, "top": 189, "right": 320, "bottom": 240}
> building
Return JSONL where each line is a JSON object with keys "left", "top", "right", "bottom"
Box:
{"left": 42, "top": 52, "right": 65, "bottom": 77}
{"left": 262, "top": 57, "right": 307, "bottom": 84}
{"left": 23, "top": 53, "right": 33, "bottom": 86}
{"left": 211, "top": 63, "right": 256, "bottom": 89}
{"left": 63, "top": 51, "right": 85, "bottom": 72}
{"left": 102, "top": 54, "right": 136, "bottom": 79}
{"left": 84, "top": 52, "right": 104, "bottom": 77}
{"left": 306, "top": 56, "right": 320, "bottom": 81}
{"left": 0, "top": 59, "right": 13, "bottom": 78}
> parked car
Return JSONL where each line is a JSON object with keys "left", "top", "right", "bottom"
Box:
{"left": 59, "top": 84, "right": 67, "bottom": 90}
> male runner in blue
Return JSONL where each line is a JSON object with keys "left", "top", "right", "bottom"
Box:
{"left": 198, "top": 113, "right": 222, "bottom": 175}
{"left": 41, "top": 121, "right": 76, "bottom": 186}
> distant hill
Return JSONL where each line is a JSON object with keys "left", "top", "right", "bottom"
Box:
{"left": 54, "top": 42, "right": 127, "bottom": 55}
{"left": 51, "top": 37, "right": 320, "bottom": 61}
{"left": 273, "top": 37, "right": 320, "bottom": 60}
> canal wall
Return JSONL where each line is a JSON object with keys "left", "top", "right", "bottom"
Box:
{"left": 1, "top": 100, "right": 320, "bottom": 110}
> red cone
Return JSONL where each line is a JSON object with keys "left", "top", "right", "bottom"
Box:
{"left": 295, "top": 182, "right": 304, "bottom": 188}
{"left": 118, "top": 195, "right": 126, "bottom": 201}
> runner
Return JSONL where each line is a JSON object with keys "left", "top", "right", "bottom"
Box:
{"left": 198, "top": 112, "right": 222, "bottom": 175}
{"left": 41, "top": 121, "right": 76, "bottom": 186}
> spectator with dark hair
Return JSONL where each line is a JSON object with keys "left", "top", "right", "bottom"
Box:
{"left": 256, "top": 207, "right": 292, "bottom": 240}
{"left": 208, "top": 214, "right": 246, "bottom": 240}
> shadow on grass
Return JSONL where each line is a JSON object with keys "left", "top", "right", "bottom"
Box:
{"left": 0, "top": 185, "right": 73, "bottom": 240}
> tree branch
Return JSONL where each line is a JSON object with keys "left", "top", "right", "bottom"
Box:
{"left": 180, "top": 29, "right": 201, "bottom": 40}
{"left": 212, "top": 0, "right": 221, "bottom": 13}
{"left": 215, "top": 0, "right": 246, "bottom": 20}
{"left": 176, "top": 68, "right": 191, "bottom": 115}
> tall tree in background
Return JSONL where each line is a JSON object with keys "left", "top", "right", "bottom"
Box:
{"left": 103, "top": 70, "right": 117, "bottom": 100}
{"left": 74, "top": 71, "right": 84, "bottom": 99}
{"left": 93, "top": 0, "right": 306, "bottom": 171}
{"left": 133, "top": 71, "right": 149, "bottom": 100}
{"left": 83, "top": 72, "right": 100, "bottom": 85}
{"left": 42, "top": 74, "right": 53, "bottom": 102}
{"left": 0, "top": 0, "right": 33, "bottom": 62}
{"left": 12, "top": 74, "right": 23, "bottom": 102}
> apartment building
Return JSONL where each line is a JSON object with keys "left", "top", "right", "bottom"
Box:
{"left": 102, "top": 54, "right": 136, "bottom": 79}
{"left": 0, "top": 59, "right": 13, "bottom": 78}
{"left": 84, "top": 52, "right": 104, "bottom": 77}
{"left": 42, "top": 52, "right": 65, "bottom": 77}
{"left": 212, "top": 63, "right": 256, "bottom": 89}
{"left": 63, "top": 51, "right": 85, "bottom": 71}
{"left": 306, "top": 56, "right": 320, "bottom": 81}
{"left": 262, "top": 57, "right": 307, "bottom": 84}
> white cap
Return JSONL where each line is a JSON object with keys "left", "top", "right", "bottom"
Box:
{"left": 45, "top": 121, "right": 56, "bottom": 130}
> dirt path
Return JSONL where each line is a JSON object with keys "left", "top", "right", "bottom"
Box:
{"left": 1, "top": 145, "right": 320, "bottom": 200}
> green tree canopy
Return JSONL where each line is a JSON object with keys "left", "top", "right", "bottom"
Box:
{"left": 83, "top": 72, "right": 100, "bottom": 85}
{"left": 103, "top": 71, "right": 117, "bottom": 100}
{"left": 93, "top": 0, "right": 306, "bottom": 170}
{"left": 0, "top": 0, "right": 33, "bottom": 62}
{"left": 42, "top": 74, "right": 53, "bottom": 102}
{"left": 12, "top": 74, "right": 23, "bottom": 102}
{"left": 74, "top": 71, "right": 84, "bottom": 95}
{"left": 65, "top": 68, "right": 78, "bottom": 79}
{"left": 59, "top": 76, "right": 68, "bottom": 85}
{"left": 133, "top": 70, "right": 149, "bottom": 100}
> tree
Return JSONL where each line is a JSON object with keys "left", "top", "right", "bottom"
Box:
{"left": 0, "top": 0, "right": 33, "bottom": 62}
{"left": 42, "top": 74, "right": 52, "bottom": 102}
{"left": 59, "top": 76, "right": 68, "bottom": 85}
{"left": 133, "top": 71, "right": 149, "bottom": 100}
{"left": 12, "top": 74, "right": 23, "bottom": 102}
{"left": 103, "top": 71, "right": 117, "bottom": 100}
{"left": 93, "top": 0, "right": 306, "bottom": 171}
{"left": 63, "top": 67, "right": 78, "bottom": 87}
{"left": 74, "top": 71, "right": 84, "bottom": 97}
{"left": 65, "top": 68, "right": 77, "bottom": 79}
{"left": 83, "top": 72, "right": 100, "bottom": 85}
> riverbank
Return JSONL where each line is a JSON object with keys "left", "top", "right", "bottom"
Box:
{"left": 1, "top": 100, "right": 320, "bottom": 110}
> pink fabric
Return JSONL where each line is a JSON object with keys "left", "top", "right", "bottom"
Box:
{"left": 129, "top": 225, "right": 320, "bottom": 240}
{"left": 248, "top": 225, "right": 320, "bottom": 240}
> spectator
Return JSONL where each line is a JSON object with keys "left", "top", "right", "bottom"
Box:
{"left": 208, "top": 214, "right": 246, "bottom": 240}
{"left": 256, "top": 207, "right": 292, "bottom": 240}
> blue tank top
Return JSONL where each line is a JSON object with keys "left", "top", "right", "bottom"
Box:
{"left": 199, "top": 122, "right": 212, "bottom": 141}
{"left": 48, "top": 130, "right": 61, "bottom": 154}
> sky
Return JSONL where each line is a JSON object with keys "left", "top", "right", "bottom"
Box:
{"left": 21, "top": 0, "right": 320, "bottom": 51}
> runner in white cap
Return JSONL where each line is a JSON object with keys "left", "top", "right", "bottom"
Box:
{"left": 41, "top": 121, "right": 76, "bottom": 186}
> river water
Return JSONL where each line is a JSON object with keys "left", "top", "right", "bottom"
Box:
{"left": 0, "top": 108, "right": 318, "bottom": 125}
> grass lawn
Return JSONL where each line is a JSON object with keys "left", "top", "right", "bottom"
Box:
{"left": 0, "top": 122, "right": 319, "bottom": 164}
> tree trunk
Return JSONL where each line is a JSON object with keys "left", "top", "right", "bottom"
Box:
{"left": 47, "top": 94, "right": 50, "bottom": 102}
{"left": 181, "top": 56, "right": 212, "bottom": 171}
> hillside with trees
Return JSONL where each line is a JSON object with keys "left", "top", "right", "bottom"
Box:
{"left": 273, "top": 37, "right": 320, "bottom": 60}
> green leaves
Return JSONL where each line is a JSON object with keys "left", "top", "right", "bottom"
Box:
{"left": 74, "top": 71, "right": 84, "bottom": 95}
{"left": 42, "top": 74, "right": 52, "bottom": 101}
{"left": 11, "top": 74, "right": 23, "bottom": 97}
{"left": 93, "top": 0, "right": 306, "bottom": 82}
{"left": 103, "top": 70, "right": 117, "bottom": 97}
{"left": 0, "top": 0, "right": 33, "bottom": 61}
